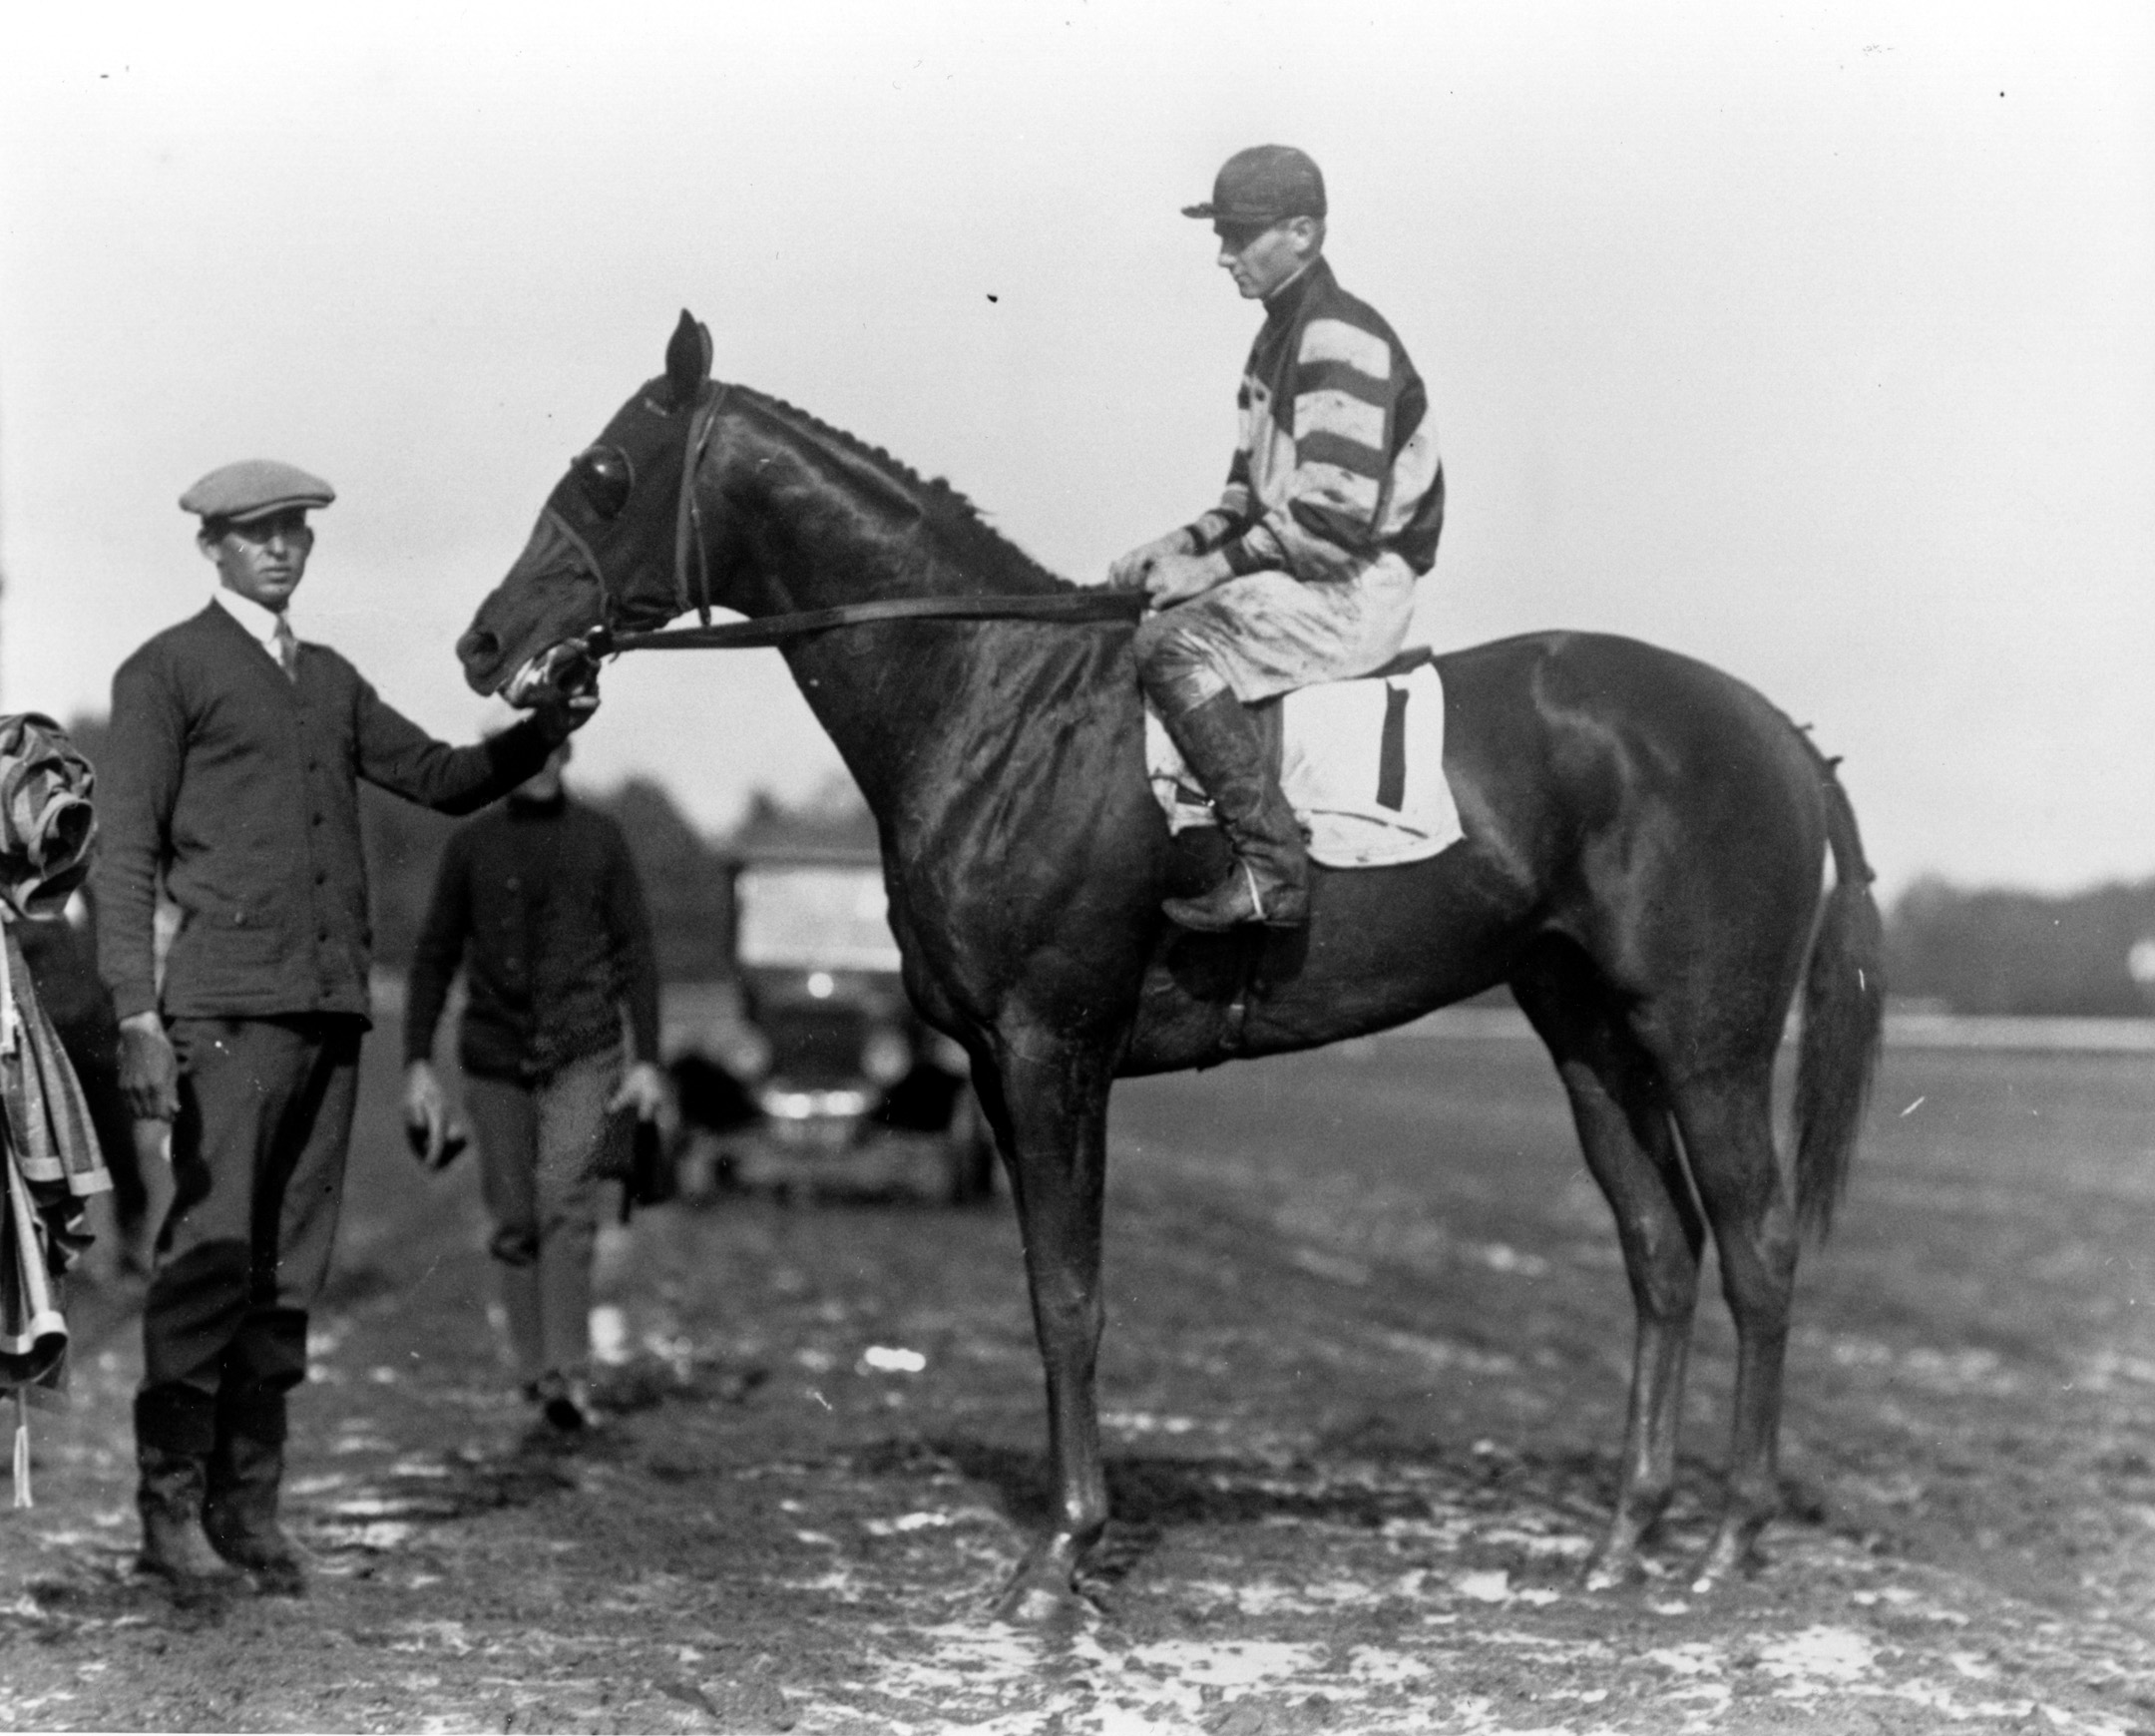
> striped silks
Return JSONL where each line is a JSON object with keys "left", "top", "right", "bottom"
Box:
{"left": 1203, "top": 258, "right": 1445, "bottom": 584}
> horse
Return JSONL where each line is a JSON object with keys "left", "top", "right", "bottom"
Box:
{"left": 457, "top": 312, "right": 1884, "bottom": 1619}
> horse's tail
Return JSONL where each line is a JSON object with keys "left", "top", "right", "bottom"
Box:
{"left": 1792, "top": 739, "right": 1885, "bottom": 1241}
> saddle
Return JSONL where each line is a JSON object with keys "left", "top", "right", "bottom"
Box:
{"left": 1145, "top": 649, "right": 1464, "bottom": 869}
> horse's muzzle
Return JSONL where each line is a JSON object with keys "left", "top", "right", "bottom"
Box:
{"left": 457, "top": 625, "right": 502, "bottom": 680}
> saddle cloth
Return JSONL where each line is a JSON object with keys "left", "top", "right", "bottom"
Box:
{"left": 1145, "top": 654, "right": 1464, "bottom": 869}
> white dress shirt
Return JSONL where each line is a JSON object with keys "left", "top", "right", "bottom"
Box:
{"left": 211, "top": 586, "right": 297, "bottom": 674}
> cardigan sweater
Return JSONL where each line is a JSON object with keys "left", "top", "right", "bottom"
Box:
{"left": 94, "top": 602, "right": 555, "bottom": 1025}
{"left": 403, "top": 792, "right": 660, "bottom": 1084}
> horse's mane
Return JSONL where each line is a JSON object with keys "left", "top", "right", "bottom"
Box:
{"left": 737, "top": 385, "right": 1075, "bottom": 597}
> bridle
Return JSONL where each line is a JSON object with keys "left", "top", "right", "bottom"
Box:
{"left": 551, "top": 380, "right": 1145, "bottom": 668}
{"left": 536, "top": 379, "right": 728, "bottom": 647}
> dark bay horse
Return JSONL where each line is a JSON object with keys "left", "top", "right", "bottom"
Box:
{"left": 459, "top": 313, "right": 1884, "bottom": 1617}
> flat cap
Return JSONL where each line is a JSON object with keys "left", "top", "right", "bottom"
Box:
{"left": 1182, "top": 145, "right": 1327, "bottom": 224}
{"left": 180, "top": 459, "right": 335, "bottom": 524}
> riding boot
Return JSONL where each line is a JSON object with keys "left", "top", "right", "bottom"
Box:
{"left": 137, "top": 1446, "right": 243, "bottom": 1591}
{"left": 1156, "top": 689, "right": 1310, "bottom": 931}
{"left": 204, "top": 1389, "right": 306, "bottom": 1595}
{"left": 135, "top": 1386, "right": 241, "bottom": 1592}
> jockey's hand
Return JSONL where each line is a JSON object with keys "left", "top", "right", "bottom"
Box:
{"left": 609, "top": 1061, "right": 669, "bottom": 1123}
{"left": 1106, "top": 529, "right": 1195, "bottom": 591}
{"left": 118, "top": 1012, "right": 180, "bottom": 1121}
{"left": 1143, "top": 550, "right": 1232, "bottom": 609}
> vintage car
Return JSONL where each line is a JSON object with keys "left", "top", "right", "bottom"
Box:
{"left": 667, "top": 846, "right": 998, "bottom": 1203}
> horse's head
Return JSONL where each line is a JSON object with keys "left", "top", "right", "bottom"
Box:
{"left": 459, "top": 310, "right": 716, "bottom": 700}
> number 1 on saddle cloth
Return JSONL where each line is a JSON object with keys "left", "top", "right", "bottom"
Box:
{"left": 1143, "top": 654, "right": 1463, "bottom": 871}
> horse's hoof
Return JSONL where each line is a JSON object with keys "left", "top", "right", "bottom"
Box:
{"left": 1580, "top": 1521, "right": 1656, "bottom": 1592}
{"left": 1580, "top": 1549, "right": 1644, "bottom": 1594}
{"left": 992, "top": 1537, "right": 1095, "bottom": 1625}
{"left": 1687, "top": 1529, "right": 1764, "bottom": 1595}
{"left": 994, "top": 1581, "right": 1080, "bottom": 1625}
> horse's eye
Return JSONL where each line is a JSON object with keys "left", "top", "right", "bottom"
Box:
{"left": 572, "top": 445, "right": 635, "bottom": 519}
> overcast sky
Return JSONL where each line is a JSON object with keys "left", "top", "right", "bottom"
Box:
{"left": 2, "top": 1, "right": 2149, "bottom": 899}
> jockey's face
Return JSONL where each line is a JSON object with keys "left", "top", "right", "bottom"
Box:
{"left": 1215, "top": 216, "right": 1319, "bottom": 300}
{"left": 200, "top": 509, "right": 313, "bottom": 613}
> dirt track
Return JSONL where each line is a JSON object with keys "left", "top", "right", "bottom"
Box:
{"left": 3, "top": 1021, "right": 2154, "bottom": 1733}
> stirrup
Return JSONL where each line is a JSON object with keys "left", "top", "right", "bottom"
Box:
{"left": 1162, "top": 859, "right": 1307, "bottom": 932}
{"left": 1246, "top": 861, "right": 1309, "bottom": 929}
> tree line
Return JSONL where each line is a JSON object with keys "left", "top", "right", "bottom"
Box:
{"left": 1884, "top": 875, "right": 2155, "bottom": 1018}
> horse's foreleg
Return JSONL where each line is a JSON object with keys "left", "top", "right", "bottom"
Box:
{"left": 1671, "top": 1074, "right": 1797, "bottom": 1592}
{"left": 978, "top": 1038, "right": 1115, "bottom": 1622}
{"left": 1515, "top": 963, "right": 1703, "bottom": 1590}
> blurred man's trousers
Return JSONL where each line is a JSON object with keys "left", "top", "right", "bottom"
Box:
{"left": 464, "top": 1047, "right": 616, "bottom": 1392}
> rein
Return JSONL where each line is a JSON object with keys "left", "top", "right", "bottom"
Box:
{"left": 590, "top": 589, "right": 1146, "bottom": 655}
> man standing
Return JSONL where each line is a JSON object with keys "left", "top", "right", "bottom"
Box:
{"left": 401, "top": 736, "right": 664, "bottom": 1435}
{"left": 97, "top": 460, "right": 593, "bottom": 1595}
{"left": 1109, "top": 145, "right": 1446, "bottom": 931}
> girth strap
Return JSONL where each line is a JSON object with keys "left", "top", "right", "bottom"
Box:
{"left": 593, "top": 589, "right": 1146, "bottom": 654}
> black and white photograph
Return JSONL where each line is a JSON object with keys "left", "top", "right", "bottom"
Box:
{"left": 1, "top": 3, "right": 2151, "bottom": 1730}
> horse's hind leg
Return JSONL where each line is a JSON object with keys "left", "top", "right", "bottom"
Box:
{"left": 1512, "top": 950, "right": 1704, "bottom": 1590}
{"left": 1666, "top": 1069, "right": 1798, "bottom": 1591}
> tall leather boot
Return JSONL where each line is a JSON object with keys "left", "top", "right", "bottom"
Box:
{"left": 137, "top": 1446, "right": 243, "bottom": 1592}
{"left": 205, "top": 1390, "right": 305, "bottom": 1595}
{"left": 1156, "top": 689, "right": 1310, "bottom": 931}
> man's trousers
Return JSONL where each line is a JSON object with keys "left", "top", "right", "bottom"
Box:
{"left": 135, "top": 1015, "right": 362, "bottom": 1455}
{"left": 1129, "top": 553, "right": 1418, "bottom": 706}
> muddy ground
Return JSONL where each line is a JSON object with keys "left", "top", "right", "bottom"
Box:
{"left": 4, "top": 1019, "right": 2154, "bottom": 1733}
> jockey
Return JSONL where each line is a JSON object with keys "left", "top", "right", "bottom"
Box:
{"left": 1110, "top": 146, "right": 1445, "bottom": 931}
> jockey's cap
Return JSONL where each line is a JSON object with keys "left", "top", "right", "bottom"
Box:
{"left": 1182, "top": 145, "right": 1327, "bottom": 224}
{"left": 180, "top": 460, "right": 336, "bottom": 526}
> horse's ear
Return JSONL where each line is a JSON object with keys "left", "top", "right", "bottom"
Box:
{"left": 665, "top": 309, "right": 713, "bottom": 407}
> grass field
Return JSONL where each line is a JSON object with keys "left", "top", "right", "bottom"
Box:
{"left": 1, "top": 1019, "right": 2151, "bottom": 1732}
{"left": 1110, "top": 1030, "right": 2155, "bottom": 1629}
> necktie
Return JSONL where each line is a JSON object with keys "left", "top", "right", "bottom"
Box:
{"left": 271, "top": 616, "right": 299, "bottom": 682}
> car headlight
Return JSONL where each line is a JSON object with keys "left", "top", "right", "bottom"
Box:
{"left": 861, "top": 1028, "right": 913, "bottom": 1085}
{"left": 756, "top": 1085, "right": 875, "bottom": 1119}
